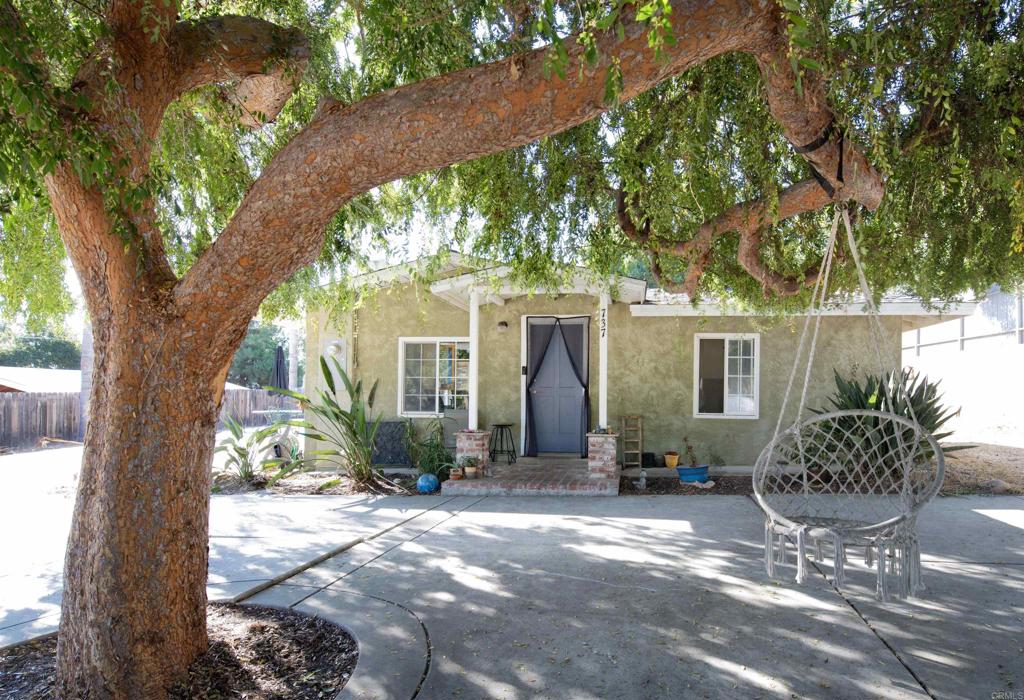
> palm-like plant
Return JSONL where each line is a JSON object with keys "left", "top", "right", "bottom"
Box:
{"left": 819, "top": 368, "right": 960, "bottom": 445}
{"left": 215, "top": 415, "right": 282, "bottom": 486}
{"left": 271, "top": 356, "right": 384, "bottom": 487}
{"left": 812, "top": 368, "right": 965, "bottom": 482}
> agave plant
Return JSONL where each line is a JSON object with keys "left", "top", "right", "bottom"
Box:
{"left": 811, "top": 367, "right": 966, "bottom": 481}
{"left": 270, "top": 356, "right": 384, "bottom": 486}
{"left": 819, "top": 368, "right": 961, "bottom": 444}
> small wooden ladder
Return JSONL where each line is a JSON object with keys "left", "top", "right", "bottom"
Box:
{"left": 620, "top": 415, "right": 643, "bottom": 470}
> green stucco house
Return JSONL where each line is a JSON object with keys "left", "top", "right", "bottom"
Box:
{"left": 306, "top": 255, "right": 972, "bottom": 494}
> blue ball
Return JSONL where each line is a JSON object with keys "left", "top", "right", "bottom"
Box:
{"left": 416, "top": 474, "right": 440, "bottom": 494}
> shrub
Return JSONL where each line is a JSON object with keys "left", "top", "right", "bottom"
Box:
{"left": 818, "top": 368, "right": 960, "bottom": 443}
{"left": 814, "top": 368, "right": 966, "bottom": 468}
{"left": 215, "top": 415, "right": 282, "bottom": 487}
{"left": 272, "top": 356, "right": 384, "bottom": 487}
{"left": 405, "top": 418, "right": 452, "bottom": 480}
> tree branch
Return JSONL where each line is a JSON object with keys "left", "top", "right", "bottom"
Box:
{"left": 175, "top": 0, "right": 884, "bottom": 371}
{"left": 106, "top": 0, "right": 179, "bottom": 59}
{"left": 168, "top": 16, "right": 311, "bottom": 127}
{"left": 619, "top": 179, "right": 833, "bottom": 297}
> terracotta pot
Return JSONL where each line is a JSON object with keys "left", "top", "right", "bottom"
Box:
{"left": 465, "top": 466, "right": 480, "bottom": 479}
{"left": 664, "top": 452, "right": 680, "bottom": 469}
{"left": 450, "top": 472, "right": 463, "bottom": 481}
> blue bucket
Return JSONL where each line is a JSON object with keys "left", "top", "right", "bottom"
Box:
{"left": 676, "top": 465, "right": 709, "bottom": 483}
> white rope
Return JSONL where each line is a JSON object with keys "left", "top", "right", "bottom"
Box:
{"left": 795, "top": 210, "right": 843, "bottom": 422}
{"left": 772, "top": 209, "right": 844, "bottom": 440}
{"left": 754, "top": 204, "right": 943, "bottom": 601}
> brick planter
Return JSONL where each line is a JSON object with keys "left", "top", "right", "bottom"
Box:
{"left": 455, "top": 429, "right": 491, "bottom": 474}
{"left": 587, "top": 432, "right": 620, "bottom": 479}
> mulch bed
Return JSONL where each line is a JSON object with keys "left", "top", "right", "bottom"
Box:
{"left": 213, "top": 470, "right": 424, "bottom": 496}
{"left": 619, "top": 475, "right": 755, "bottom": 495}
{"left": 0, "top": 604, "right": 357, "bottom": 700}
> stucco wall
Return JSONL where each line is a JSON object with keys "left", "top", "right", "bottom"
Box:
{"left": 306, "top": 282, "right": 902, "bottom": 466}
{"left": 608, "top": 309, "right": 901, "bottom": 465}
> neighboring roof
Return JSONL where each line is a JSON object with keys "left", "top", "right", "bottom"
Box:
{"left": 0, "top": 367, "right": 81, "bottom": 393}
{"left": 634, "top": 289, "right": 977, "bottom": 319}
{"left": 0, "top": 367, "right": 251, "bottom": 393}
{"left": 430, "top": 266, "right": 648, "bottom": 310}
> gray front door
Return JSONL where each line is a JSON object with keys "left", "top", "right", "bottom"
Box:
{"left": 530, "top": 325, "right": 584, "bottom": 453}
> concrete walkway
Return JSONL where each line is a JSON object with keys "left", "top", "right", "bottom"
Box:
{"left": 240, "top": 494, "right": 1023, "bottom": 699}
{"left": 0, "top": 446, "right": 453, "bottom": 645}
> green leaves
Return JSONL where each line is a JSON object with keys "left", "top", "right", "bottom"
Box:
{"left": 270, "top": 354, "right": 384, "bottom": 486}
{"left": 817, "top": 368, "right": 964, "bottom": 451}
{"left": 2, "top": 0, "right": 1023, "bottom": 328}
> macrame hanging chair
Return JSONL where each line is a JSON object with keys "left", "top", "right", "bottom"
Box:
{"left": 752, "top": 206, "right": 945, "bottom": 601}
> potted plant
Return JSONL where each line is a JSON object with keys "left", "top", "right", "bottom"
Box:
{"left": 664, "top": 450, "right": 680, "bottom": 468}
{"left": 676, "top": 437, "right": 709, "bottom": 483}
{"left": 461, "top": 456, "right": 481, "bottom": 480}
{"left": 448, "top": 462, "right": 464, "bottom": 480}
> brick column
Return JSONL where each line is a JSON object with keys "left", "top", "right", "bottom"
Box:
{"left": 587, "top": 432, "right": 619, "bottom": 479}
{"left": 456, "top": 429, "right": 491, "bottom": 472}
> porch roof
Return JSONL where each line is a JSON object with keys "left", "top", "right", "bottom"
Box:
{"left": 631, "top": 289, "right": 977, "bottom": 323}
{"left": 429, "top": 267, "right": 648, "bottom": 310}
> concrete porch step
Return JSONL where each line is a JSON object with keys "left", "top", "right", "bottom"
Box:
{"left": 441, "top": 472, "right": 619, "bottom": 497}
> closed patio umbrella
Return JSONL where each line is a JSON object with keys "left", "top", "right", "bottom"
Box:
{"left": 270, "top": 344, "right": 288, "bottom": 391}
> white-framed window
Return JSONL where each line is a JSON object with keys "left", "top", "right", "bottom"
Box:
{"left": 398, "top": 337, "right": 471, "bottom": 416}
{"left": 693, "top": 333, "right": 759, "bottom": 419}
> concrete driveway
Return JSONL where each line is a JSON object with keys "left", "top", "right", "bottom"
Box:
{"left": 2, "top": 447, "right": 1022, "bottom": 698}
{"left": 250, "top": 494, "right": 1024, "bottom": 699}
{"left": 0, "top": 446, "right": 449, "bottom": 645}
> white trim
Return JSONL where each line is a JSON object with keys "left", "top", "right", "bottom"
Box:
{"left": 631, "top": 301, "right": 977, "bottom": 318}
{"left": 598, "top": 293, "right": 610, "bottom": 428}
{"left": 692, "top": 333, "right": 760, "bottom": 420}
{"left": 520, "top": 317, "right": 527, "bottom": 454}
{"left": 520, "top": 314, "right": 591, "bottom": 454}
{"left": 350, "top": 252, "right": 467, "bottom": 289}
{"left": 396, "top": 336, "right": 471, "bottom": 418}
{"left": 468, "top": 290, "right": 480, "bottom": 430}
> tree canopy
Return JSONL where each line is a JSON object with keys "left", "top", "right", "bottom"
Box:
{"left": 0, "top": 330, "right": 80, "bottom": 368}
{"left": 6, "top": 0, "right": 1023, "bottom": 694}
{"left": 2, "top": 1, "right": 1021, "bottom": 325}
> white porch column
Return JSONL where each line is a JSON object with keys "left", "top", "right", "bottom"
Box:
{"left": 598, "top": 292, "right": 610, "bottom": 428}
{"left": 468, "top": 288, "right": 480, "bottom": 430}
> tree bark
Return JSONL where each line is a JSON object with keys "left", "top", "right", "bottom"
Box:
{"left": 40, "top": 1, "right": 888, "bottom": 696}
{"left": 55, "top": 313, "right": 226, "bottom": 697}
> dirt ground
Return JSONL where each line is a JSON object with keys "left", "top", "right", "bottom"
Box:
{"left": 212, "top": 442, "right": 1024, "bottom": 498}
{"left": 941, "top": 443, "right": 1024, "bottom": 494}
{"left": 619, "top": 475, "right": 755, "bottom": 495}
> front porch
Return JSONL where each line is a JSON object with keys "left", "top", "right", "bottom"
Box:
{"left": 441, "top": 456, "right": 620, "bottom": 496}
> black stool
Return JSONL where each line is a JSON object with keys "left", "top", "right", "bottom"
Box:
{"left": 489, "top": 424, "right": 517, "bottom": 464}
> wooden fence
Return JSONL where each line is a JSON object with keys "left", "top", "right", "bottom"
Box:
{"left": 0, "top": 389, "right": 296, "bottom": 451}
{"left": 0, "top": 392, "right": 81, "bottom": 451}
{"left": 219, "top": 389, "right": 300, "bottom": 427}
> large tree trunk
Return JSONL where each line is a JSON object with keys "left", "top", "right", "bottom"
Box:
{"left": 31, "top": 1, "right": 887, "bottom": 696}
{"left": 54, "top": 311, "right": 231, "bottom": 696}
